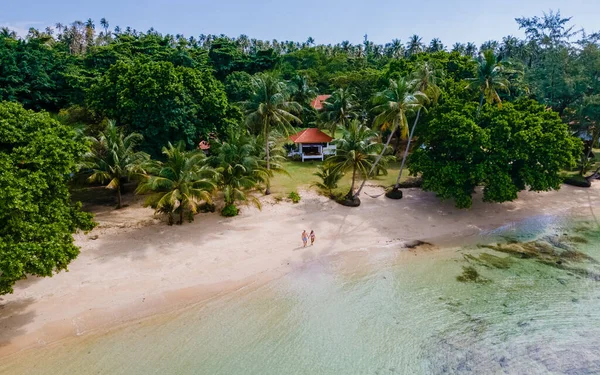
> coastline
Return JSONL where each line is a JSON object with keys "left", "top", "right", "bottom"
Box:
{"left": 1, "top": 185, "right": 599, "bottom": 359}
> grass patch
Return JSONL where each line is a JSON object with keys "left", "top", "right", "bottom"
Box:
{"left": 269, "top": 160, "right": 411, "bottom": 196}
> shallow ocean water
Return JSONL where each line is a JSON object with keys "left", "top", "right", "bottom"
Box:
{"left": 1, "top": 215, "right": 599, "bottom": 375}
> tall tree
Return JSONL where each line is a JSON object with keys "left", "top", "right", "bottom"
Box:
{"left": 409, "top": 99, "right": 580, "bottom": 208}
{"left": 389, "top": 62, "right": 442, "bottom": 197}
{"left": 88, "top": 58, "right": 234, "bottom": 156}
{"left": 320, "top": 88, "right": 359, "bottom": 136}
{"left": 136, "top": 142, "right": 216, "bottom": 225}
{"left": 84, "top": 120, "right": 150, "bottom": 208}
{"left": 327, "top": 120, "right": 381, "bottom": 205}
{"left": 355, "top": 77, "right": 423, "bottom": 197}
{"left": 466, "top": 50, "right": 511, "bottom": 115}
{"left": 0, "top": 102, "right": 95, "bottom": 295}
{"left": 243, "top": 73, "right": 301, "bottom": 195}
{"left": 406, "top": 35, "right": 424, "bottom": 56}
{"left": 208, "top": 132, "right": 268, "bottom": 215}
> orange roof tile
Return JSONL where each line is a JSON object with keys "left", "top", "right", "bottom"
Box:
{"left": 198, "top": 140, "right": 210, "bottom": 150}
{"left": 289, "top": 128, "right": 333, "bottom": 144}
{"left": 310, "top": 94, "right": 331, "bottom": 110}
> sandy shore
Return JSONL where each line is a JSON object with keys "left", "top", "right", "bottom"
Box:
{"left": 1, "top": 184, "right": 599, "bottom": 358}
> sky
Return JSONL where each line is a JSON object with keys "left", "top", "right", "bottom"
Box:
{"left": 2, "top": 0, "right": 599, "bottom": 46}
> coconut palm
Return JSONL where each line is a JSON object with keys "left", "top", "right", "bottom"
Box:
{"left": 465, "top": 42, "right": 478, "bottom": 57}
{"left": 354, "top": 77, "right": 425, "bottom": 197}
{"left": 388, "top": 63, "right": 443, "bottom": 197}
{"left": 327, "top": 120, "right": 381, "bottom": 204}
{"left": 321, "top": 88, "right": 359, "bottom": 136}
{"left": 452, "top": 43, "right": 466, "bottom": 54}
{"left": 136, "top": 142, "right": 216, "bottom": 225}
{"left": 244, "top": 73, "right": 302, "bottom": 195}
{"left": 406, "top": 35, "right": 424, "bottom": 56}
{"left": 312, "top": 164, "right": 344, "bottom": 198}
{"left": 466, "top": 49, "right": 511, "bottom": 115}
{"left": 428, "top": 38, "right": 445, "bottom": 52}
{"left": 84, "top": 120, "right": 149, "bottom": 208}
{"left": 289, "top": 74, "right": 318, "bottom": 124}
{"left": 208, "top": 132, "right": 269, "bottom": 215}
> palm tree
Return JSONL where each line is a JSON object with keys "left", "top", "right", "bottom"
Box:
{"left": 452, "top": 43, "right": 466, "bottom": 54}
{"left": 84, "top": 120, "right": 149, "bottom": 209}
{"left": 327, "top": 121, "right": 381, "bottom": 205}
{"left": 136, "top": 142, "right": 216, "bottom": 225}
{"left": 480, "top": 40, "right": 499, "bottom": 53}
{"left": 0, "top": 27, "right": 16, "bottom": 38}
{"left": 100, "top": 18, "right": 109, "bottom": 35}
{"left": 354, "top": 77, "right": 424, "bottom": 197}
{"left": 289, "top": 75, "right": 318, "bottom": 125}
{"left": 244, "top": 73, "right": 302, "bottom": 195}
{"left": 321, "top": 88, "right": 359, "bottom": 136}
{"left": 466, "top": 50, "right": 511, "bottom": 116}
{"left": 388, "top": 63, "right": 443, "bottom": 198}
{"left": 465, "top": 42, "right": 478, "bottom": 57}
{"left": 312, "top": 164, "right": 344, "bottom": 198}
{"left": 428, "top": 38, "right": 445, "bottom": 52}
{"left": 406, "top": 35, "right": 424, "bottom": 56}
{"left": 208, "top": 132, "right": 268, "bottom": 215}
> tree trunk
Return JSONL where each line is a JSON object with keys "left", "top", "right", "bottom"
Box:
{"left": 393, "top": 128, "right": 402, "bottom": 155}
{"left": 393, "top": 108, "right": 421, "bottom": 189}
{"left": 116, "top": 183, "right": 122, "bottom": 209}
{"left": 354, "top": 121, "right": 396, "bottom": 198}
{"left": 348, "top": 163, "right": 357, "bottom": 199}
{"left": 264, "top": 127, "right": 271, "bottom": 195}
{"left": 586, "top": 165, "right": 600, "bottom": 181}
{"left": 477, "top": 92, "right": 484, "bottom": 117}
{"left": 178, "top": 207, "right": 184, "bottom": 225}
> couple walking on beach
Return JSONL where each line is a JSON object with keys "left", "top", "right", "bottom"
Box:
{"left": 302, "top": 230, "right": 315, "bottom": 247}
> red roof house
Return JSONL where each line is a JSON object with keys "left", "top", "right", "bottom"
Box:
{"left": 288, "top": 128, "right": 336, "bottom": 162}
{"left": 310, "top": 95, "right": 331, "bottom": 110}
{"left": 289, "top": 128, "right": 333, "bottom": 144}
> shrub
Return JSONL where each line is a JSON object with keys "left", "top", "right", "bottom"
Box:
{"left": 221, "top": 204, "right": 239, "bottom": 217}
{"left": 288, "top": 191, "right": 301, "bottom": 203}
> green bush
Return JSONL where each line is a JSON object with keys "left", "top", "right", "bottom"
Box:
{"left": 288, "top": 191, "right": 301, "bottom": 203}
{"left": 221, "top": 204, "right": 239, "bottom": 217}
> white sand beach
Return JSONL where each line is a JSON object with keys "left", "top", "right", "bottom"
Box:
{"left": 1, "top": 185, "right": 599, "bottom": 358}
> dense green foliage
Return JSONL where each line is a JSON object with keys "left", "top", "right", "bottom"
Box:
{"left": 0, "top": 102, "right": 95, "bottom": 294}
{"left": 84, "top": 120, "right": 149, "bottom": 208}
{"left": 243, "top": 73, "right": 301, "bottom": 194}
{"left": 327, "top": 121, "right": 382, "bottom": 200}
{"left": 88, "top": 58, "right": 236, "bottom": 156}
{"left": 410, "top": 99, "right": 580, "bottom": 208}
{"left": 136, "top": 142, "right": 216, "bottom": 225}
{"left": 208, "top": 132, "right": 266, "bottom": 214}
{"left": 0, "top": 11, "right": 598, "bottom": 293}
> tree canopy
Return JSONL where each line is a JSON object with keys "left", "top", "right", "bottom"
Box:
{"left": 409, "top": 99, "right": 580, "bottom": 208}
{"left": 0, "top": 102, "right": 95, "bottom": 294}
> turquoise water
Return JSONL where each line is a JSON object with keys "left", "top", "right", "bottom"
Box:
{"left": 1, "top": 216, "right": 600, "bottom": 375}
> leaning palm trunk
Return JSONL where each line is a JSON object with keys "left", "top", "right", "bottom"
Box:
{"left": 354, "top": 121, "right": 396, "bottom": 198}
{"left": 264, "top": 123, "right": 271, "bottom": 195}
{"left": 348, "top": 164, "right": 357, "bottom": 199}
{"left": 393, "top": 108, "right": 421, "bottom": 190}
